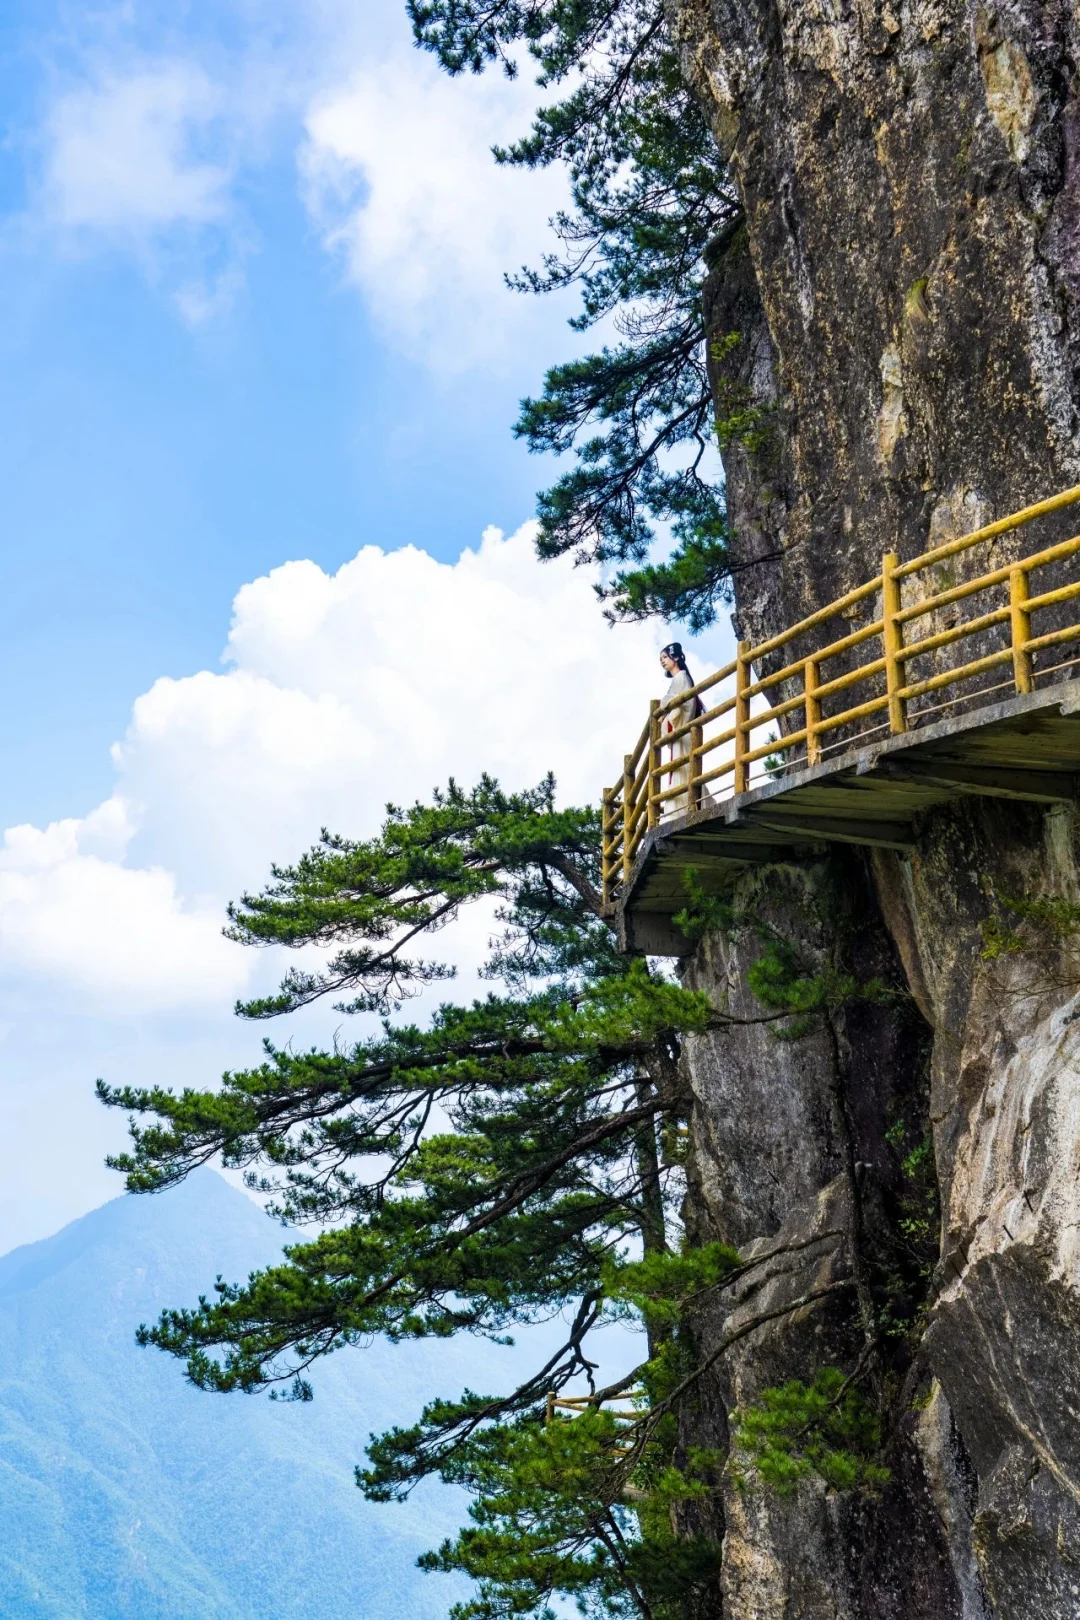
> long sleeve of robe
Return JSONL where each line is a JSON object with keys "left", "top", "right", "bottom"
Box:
{"left": 662, "top": 671, "right": 695, "bottom": 816}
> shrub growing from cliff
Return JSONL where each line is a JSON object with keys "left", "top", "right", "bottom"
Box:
{"left": 672, "top": 861, "right": 938, "bottom": 1488}
{"left": 980, "top": 887, "right": 1080, "bottom": 999}
{"left": 730, "top": 1368, "right": 890, "bottom": 1498}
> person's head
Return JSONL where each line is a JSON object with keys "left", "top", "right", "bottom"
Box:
{"left": 660, "top": 641, "right": 689, "bottom": 678}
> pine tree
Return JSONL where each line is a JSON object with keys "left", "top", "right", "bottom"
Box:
{"left": 100, "top": 775, "right": 733, "bottom": 1618}
{"left": 101, "top": 780, "right": 907, "bottom": 1617}
{"left": 409, "top": 0, "right": 742, "bottom": 629}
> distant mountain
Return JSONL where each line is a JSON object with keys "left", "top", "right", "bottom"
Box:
{"left": 0, "top": 1172, "right": 507, "bottom": 1619}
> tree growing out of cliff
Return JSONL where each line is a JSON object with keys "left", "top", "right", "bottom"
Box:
{"left": 99, "top": 777, "right": 716, "bottom": 1617}
{"left": 99, "top": 777, "right": 897, "bottom": 1619}
{"left": 93, "top": 3, "right": 950, "bottom": 1611}
{"left": 408, "top": 0, "right": 745, "bottom": 630}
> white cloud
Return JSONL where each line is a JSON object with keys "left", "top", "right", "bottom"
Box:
{"left": 0, "top": 798, "right": 245, "bottom": 1011}
{"left": 26, "top": 7, "right": 573, "bottom": 353}
{"left": 0, "top": 521, "right": 731, "bottom": 1246}
{"left": 299, "top": 57, "right": 571, "bottom": 365}
{"left": 2, "top": 523, "right": 719, "bottom": 1014}
{"left": 173, "top": 262, "right": 249, "bottom": 326}
{"left": 41, "top": 63, "right": 231, "bottom": 235}
{"left": 117, "top": 523, "right": 668, "bottom": 889}
{"left": 31, "top": 57, "right": 256, "bottom": 326}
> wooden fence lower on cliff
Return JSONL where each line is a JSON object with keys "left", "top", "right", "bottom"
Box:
{"left": 601, "top": 485, "right": 1080, "bottom": 906}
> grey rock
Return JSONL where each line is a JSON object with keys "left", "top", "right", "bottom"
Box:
{"left": 663, "top": 1, "right": 1080, "bottom": 1611}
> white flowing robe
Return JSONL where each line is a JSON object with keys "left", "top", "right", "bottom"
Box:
{"left": 662, "top": 670, "right": 696, "bottom": 816}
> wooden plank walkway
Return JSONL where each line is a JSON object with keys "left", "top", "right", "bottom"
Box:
{"left": 618, "top": 681, "right": 1080, "bottom": 956}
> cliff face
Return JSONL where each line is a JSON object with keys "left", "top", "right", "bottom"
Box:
{"left": 675, "top": 0, "right": 1080, "bottom": 638}
{"left": 663, "top": 4, "right": 1080, "bottom": 1613}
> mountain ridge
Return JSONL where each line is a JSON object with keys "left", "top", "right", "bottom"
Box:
{"left": 0, "top": 1171, "right": 500, "bottom": 1619}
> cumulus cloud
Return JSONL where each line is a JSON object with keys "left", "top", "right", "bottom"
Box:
{"left": 117, "top": 523, "right": 666, "bottom": 891}
{"left": 2, "top": 524, "right": 716, "bottom": 1013}
{"left": 299, "top": 57, "right": 571, "bottom": 365}
{"left": 0, "top": 522, "right": 731, "bottom": 1244}
{"left": 0, "top": 798, "right": 245, "bottom": 1012}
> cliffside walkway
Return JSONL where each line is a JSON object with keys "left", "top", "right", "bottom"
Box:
{"left": 603, "top": 486, "right": 1080, "bottom": 955}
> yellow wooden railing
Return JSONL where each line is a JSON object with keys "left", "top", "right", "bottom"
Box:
{"left": 546, "top": 1390, "right": 644, "bottom": 1424}
{"left": 545, "top": 1390, "right": 644, "bottom": 1458}
{"left": 602, "top": 485, "right": 1080, "bottom": 904}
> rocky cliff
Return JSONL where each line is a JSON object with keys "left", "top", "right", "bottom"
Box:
{"left": 664, "top": 3, "right": 1080, "bottom": 1613}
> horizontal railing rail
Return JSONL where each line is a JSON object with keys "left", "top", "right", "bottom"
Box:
{"left": 545, "top": 1389, "right": 646, "bottom": 1460}
{"left": 601, "top": 485, "right": 1080, "bottom": 906}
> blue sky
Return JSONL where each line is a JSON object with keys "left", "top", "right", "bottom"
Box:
{"left": 0, "top": 0, "right": 582, "bottom": 831}
{"left": 0, "top": 0, "right": 732, "bottom": 1250}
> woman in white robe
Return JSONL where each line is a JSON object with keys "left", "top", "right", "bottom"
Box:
{"left": 659, "top": 642, "right": 699, "bottom": 817}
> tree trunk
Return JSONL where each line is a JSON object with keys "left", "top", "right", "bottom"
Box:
{"left": 667, "top": 4, "right": 1080, "bottom": 1613}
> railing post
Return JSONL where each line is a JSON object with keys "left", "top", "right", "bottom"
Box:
{"left": 647, "top": 699, "right": 662, "bottom": 828}
{"left": 734, "top": 640, "right": 751, "bottom": 794}
{"left": 882, "top": 551, "right": 907, "bottom": 734}
{"left": 689, "top": 716, "right": 704, "bottom": 812}
{"left": 805, "top": 657, "right": 822, "bottom": 766}
{"left": 1010, "top": 566, "right": 1034, "bottom": 694}
{"left": 601, "top": 786, "right": 615, "bottom": 909}
{"left": 621, "top": 754, "right": 634, "bottom": 885}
